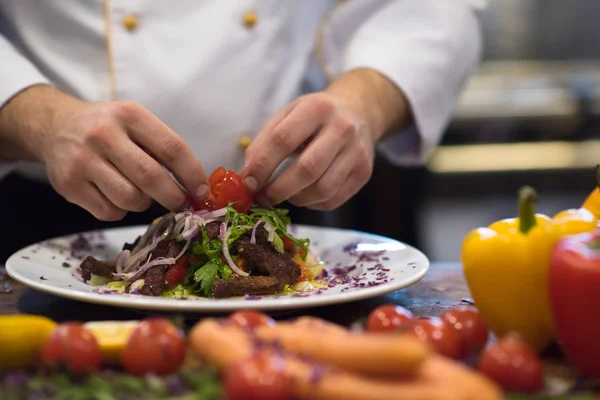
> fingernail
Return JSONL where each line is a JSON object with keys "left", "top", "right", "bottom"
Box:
{"left": 195, "top": 184, "right": 209, "bottom": 198}
{"left": 244, "top": 176, "right": 259, "bottom": 191}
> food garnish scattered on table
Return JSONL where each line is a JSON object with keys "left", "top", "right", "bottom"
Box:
{"left": 77, "top": 167, "right": 325, "bottom": 299}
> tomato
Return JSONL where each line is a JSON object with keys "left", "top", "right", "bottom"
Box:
{"left": 228, "top": 311, "right": 275, "bottom": 330}
{"left": 281, "top": 236, "right": 296, "bottom": 256}
{"left": 41, "top": 322, "right": 102, "bottom": 375}
{"left": 121, "top": 318, "right": 186, "bottom": 376}
{"left": 365, "top": 304, "right": 413, "bottom": 333}
{"left": 440, "top": 306, "right": 489, "bottom": 358}
{"left": 477, "top": 334, "right": 544, "bottom": 394}
{"left": 190, "top": 167, "right": 254, "bottom": 213}
{"left": 165, "top": 256, "right": 191, "bottom": 289}
{"left": 223, "top": 352, "right": 291, "bottom": 400}
{"left": 406, "top": 317, "right": 462, "bottom": 360}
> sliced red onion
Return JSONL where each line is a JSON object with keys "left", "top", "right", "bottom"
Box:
{"left": 263, "top": 221, "right": 276, "bottom": 243}
{"left": 113, "top": 256, "right": 176, "bottom": 282}
{"left": 122, "top": 236, "right": 163, "bottom": 272}
{"left": 250, "top": 220, "right": 266, "bottom": 244}
{"left": 221, "top": 221, "right": 249, "bottom": 276}
{"left": 196, "top": 207, "right": 227, "bottom": 219}
{"left": 219, "top": 221, "right": 226, "bottom": 241}
{"left": 180, "top": 221, "right": 199, "bottom": 241}
{"left": 115, "top": 249, "right": 130, "bottom": 274}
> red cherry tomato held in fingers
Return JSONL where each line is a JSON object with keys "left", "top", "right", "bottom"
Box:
{"left": 121, "top": 318, "right": 186, "bottom": 376}
{"left": 224, "top": 353, "right": 291, "bottom": 400}
{"left": 407, "top": 317, "right": 462, "bottom": 360}
{"left": 190, "top": 167, "right": 254, "bottom": 213}
{"left": 366, "top": 304, "right": 413, "bottom": 333}
{"left": 41, "top": 322, "right": 103, "bottom": 375}
{"left": 477, "top": 334, "right": 544, "bottom": 394}
{"left": 165, "top": 256, "right": 191, "bottom": 289}
{"left": 228, "top": 311, "right": 275, "bottom": 330}
{"left": 441, "top": 306, "right": 489, "bottom": 358}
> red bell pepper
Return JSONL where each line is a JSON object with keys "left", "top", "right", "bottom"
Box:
{"left": 549, "top": 230, "right": 600, "bottom": 378}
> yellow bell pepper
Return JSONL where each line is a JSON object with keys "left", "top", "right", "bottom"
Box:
{"left": 582, "top": 164, "right": 600, "bottom": 219}
{"left": 461, "top": 186, "right": 598, "bottom": 352}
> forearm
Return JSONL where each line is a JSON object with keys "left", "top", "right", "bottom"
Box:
{"left": 0, "top": 84, "right": 82, "bottom": 161}
{"left": 325, "top": 68, "right": 411, "bottom": 143}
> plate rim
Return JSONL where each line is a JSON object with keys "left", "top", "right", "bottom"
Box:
{"left": 5, "top": 224, "right": 430, "bottom": 312}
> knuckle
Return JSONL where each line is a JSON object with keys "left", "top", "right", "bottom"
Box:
{"left": 86, "top": 121, "right": 116, "bottom": 149}
{"left": 297, "top": 156, "right": 320, "bottom": 180}
{"left": 120, "top": 186, "right": 151, "bottom": 212}
{"left": 112, "top": 101, "right": 143, "bottom": 122}
{"left": 272, "top": 127, "right": 295, "bottom": 153}
{"left": 135, "top": 160, "right": 158, "bottom": 187}
{"left": 310, "top": 94, "right": 335, "bottom": 116}
{"left": 315, "top": 179, "right": 337, "bottom": 199}
{"left": 334, "top": 116, "right": 358, "bottom": 137}
{"left": 160, "top": 135, "right": 185, "bottom": 164}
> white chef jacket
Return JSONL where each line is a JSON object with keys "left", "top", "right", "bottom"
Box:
{"left": 0, "top": 0, "right": 485, "bottom": 183}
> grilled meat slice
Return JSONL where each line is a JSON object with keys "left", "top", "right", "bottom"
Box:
{"left": 212, "top": 275, "right": 280, "bottom": 298}
{"left": 140, "top": 265, "right": 167, "bottom": 296}
{"left": 80, "top": 256, "right": 116, "bottom": 281}
{"left": 192, "top": 221, "right": 222, "bottom": 242}
{"left": 150, "top": 239, "right": 183, "bottom": 260}
{"left": 234, "top": 237, "right": 300, "bottom": 287}
{"left": 139, "top": 239, "right": 183, "bottom": 296}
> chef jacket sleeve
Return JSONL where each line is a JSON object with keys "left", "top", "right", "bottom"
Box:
{"left": 316, "top": 0, "right": 485, "bottom": 166}
{"left": 0, "top": 31, "right": 52, "bottom": 180}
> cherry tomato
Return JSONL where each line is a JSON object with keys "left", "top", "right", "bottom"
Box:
{"left": 441, "top": 306, "right": 489, "bottom": 358}
{"left": 190, "top": 167, "right": 254, "bottom": 213}
{"left": 477, "top": 334, "right": 544, "bottom": 394}
{"left": 165, "top": 256, "right": 191, "bottom": 289}
{"left": 121, "top": 318, "right": 186, "bottom": 376}
{"left": 406, "top": 317, "right": 462, "bottom": 360}
{"left": 365, "top": 304, "right": 413, "bottom": 333}
{"left": 223, "top": 352, "right": 291, "bottom": 400}
{"left": 228, "top": 311, "right": 275, "bottom": 330}
{"left": 41, "top": 322, "right": 102, "bottom": 375}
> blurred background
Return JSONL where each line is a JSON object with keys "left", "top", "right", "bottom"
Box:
{"left": 333, "top": 0, "right": 600, "bottom": 260}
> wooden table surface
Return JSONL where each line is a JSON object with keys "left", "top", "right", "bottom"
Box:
{"left": 1, "top": 262, "right": 597, "bottom": 397}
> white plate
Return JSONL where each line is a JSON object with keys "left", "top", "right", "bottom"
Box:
{"left": 5, "top": 225, "right": 429, "bottom": 312}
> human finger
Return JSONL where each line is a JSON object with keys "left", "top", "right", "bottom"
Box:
{"left": 86, "top": 159, "right": 152, "bottom": 212}
{"left": 308, "top": 165, "right": 371, "bottom": 211}
{"left": 287, "top": 145, "right": 352, "bottom": 208}
{"left": 261, "top": 125, "right": 345, "bottom": 205}
{"left": 68, "top": 182, "right": 128, "bottom": 221}
{"left": 104, "top": 136, "right": 189, "bottom": 211}
{"left": 114, "top": 102, "right": 209, "bottom": 200}
{"left": 241, "top": 99, "right": 329, "bottom": 192}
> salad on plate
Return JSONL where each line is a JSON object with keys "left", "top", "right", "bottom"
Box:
{"left": 77, "top": 167, "right": 324, "bottom": 299}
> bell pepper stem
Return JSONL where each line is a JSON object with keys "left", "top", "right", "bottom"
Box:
{"left": 518, "top": 186, "right": 537, "bottom": 234}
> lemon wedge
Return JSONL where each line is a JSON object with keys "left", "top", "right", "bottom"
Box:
{"left": 84, "top": 320, "right": 140, "bottom": 364}
{"left": 0, "top": 314, "right": 57, "bottom": 371}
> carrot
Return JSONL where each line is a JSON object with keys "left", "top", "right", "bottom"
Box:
{"left": 189, "top": 319, "right": 502, "bottom": 400}
{"left": 255, "top": 322, "right": 429, "bottom": 377}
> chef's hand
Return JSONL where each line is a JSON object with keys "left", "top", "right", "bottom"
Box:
{"left": 241, "top": 68, "right": 410, "bottom": 210}
{"left": 0, "top": 85, "right": 208, "bottom": 221}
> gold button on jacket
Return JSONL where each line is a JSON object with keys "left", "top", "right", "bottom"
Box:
{"left": 123, "top": 15, "right": 139, "bottom": 32}
{"left": 242, "top": 11, "right": 258, "bottom": 29}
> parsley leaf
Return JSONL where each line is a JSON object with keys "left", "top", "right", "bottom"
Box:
{"left": 193, "top": 259, "right": 221, "bottom": 297}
